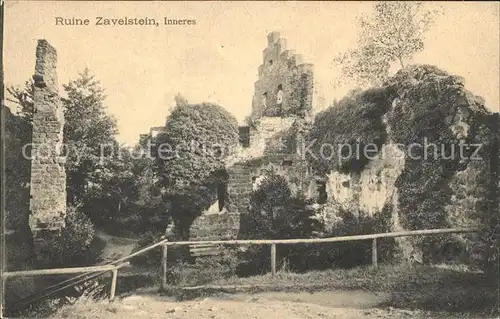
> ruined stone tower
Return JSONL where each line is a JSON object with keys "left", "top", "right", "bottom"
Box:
{"left": 251, "top": 31, "right": 314, "bottom": 119}
{"left": 29, "top": 40, "right": 67, "bottom": 265}
{"left": 189, "top": 32, "right": 318, "bottom": 243}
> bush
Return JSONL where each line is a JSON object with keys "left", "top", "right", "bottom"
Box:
{"left": 314, "top": 206, "right": 396, "bottom": 269}
{"left": 50, "top": 206, "right": 97, "bottom": 267}
{"left": 239, "top": 172, "right": 324, "bottom": 274}
{"left": 182, "top": 249, "right": 239, "bottom": 286}
{"left": 129, "top": 231, "right": 163, "bottom": 266}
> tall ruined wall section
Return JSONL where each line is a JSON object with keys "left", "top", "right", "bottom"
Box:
{"left": 251, "top": 32, "right": 314, "bottom": 119}
{"left": 29, "top": 40, "right": 67, "bottom": 264}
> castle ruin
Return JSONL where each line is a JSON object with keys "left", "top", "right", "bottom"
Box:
{"left": 189, "top": 32, "right": 323, "bottom": 241}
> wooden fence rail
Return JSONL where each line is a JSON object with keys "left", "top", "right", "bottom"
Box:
{"left": 2, "top": 228, "right": 477, "bottom": 302}
{"left": 160, "top": 227, "right": 477, "bottom": 290}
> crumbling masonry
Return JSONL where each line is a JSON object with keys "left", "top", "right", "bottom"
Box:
{"left": 29, "top": 40, "right": 67, "bottom": 265}
{"left": 189, "top": 32, "right": 323, "bottom": 242}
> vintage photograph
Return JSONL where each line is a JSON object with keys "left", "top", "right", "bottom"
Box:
{"left": 1, "top": 1, "right": 499, "bottom": 318}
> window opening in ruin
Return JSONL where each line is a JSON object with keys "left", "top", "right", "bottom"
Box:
{"left": 269, "top": 60, "right": 273, "bottom": 66}
{"left": 276, "top": 84, "right": 283, "bottom": 105}
{"left": 239, "top": 126, "right": 250, "bottom": 148}
{"left": 316, "top": 181, "right": 327, "bottom": 204}
{"left": 282, "top": 159, "right": 293, "bottom": 167}
{"left": 217, "top": 183, "right": 227, "bottom": 212}
{"left": 252, "top": 176, "right": 259, "bottom": 190}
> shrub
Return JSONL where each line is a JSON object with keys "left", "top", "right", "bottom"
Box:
{"left": 239, "top": 172, "right": 323, "bottom": 274}
{"left": 324, "top": 206, "right": 396, "bottom": 267}
{"left": 183, "top": 248, "right": 239, "bottom": 286}
{"left": 129, "top": 231, "right": 163, "bottom": 266}
{"left": 50, "top": 206, "right": 97, "bottom": 267}
{"left": 4, "top": 106, "right": 31, "bottom": 231}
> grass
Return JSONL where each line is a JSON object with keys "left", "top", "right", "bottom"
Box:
{"left": 15, "top": 262, "right": 499, "bottom": 318}
{"left": 163, "top": 263, "right": 499, "bottom": 316}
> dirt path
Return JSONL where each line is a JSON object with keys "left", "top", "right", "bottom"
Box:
{"left": 96, "top": 230, "right": 137, "bottom": 262}
{"left": 59, "top": 291, "right": 453, "bottom": 319}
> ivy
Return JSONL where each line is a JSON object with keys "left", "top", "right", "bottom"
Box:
{"left": 387, "top": 65, "right": 496, "bottom": 262}
{"left": 306, "top": 87, "right": 393, "bottom": 174}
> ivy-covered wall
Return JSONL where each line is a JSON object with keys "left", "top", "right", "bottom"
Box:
{"left": 306, "top": 65, "right": 498, "bottom": 264}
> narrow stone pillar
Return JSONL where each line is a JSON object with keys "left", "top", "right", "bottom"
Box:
{"left": 29, "top": 39, "right": 67, "bottom": 266}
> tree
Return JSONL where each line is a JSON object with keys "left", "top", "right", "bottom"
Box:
{"left": 62, "top": 68, "right": 119, "bottom": 206}
{"left": 244, "top": 173, "right": 321, "bottom": 240}
{"left": 333, "top": 1, "right": 440, "bottom": 87}
{"left": 154, "top": 102, "right": 239, "bottom": 239}
{"left": 6, "top": 79, "right": 34, "bottom": 122}
{"left": 3, "top": 106, "right": 31, "bottom": 231}
{"left": 7, "top": 69, "right": 121, "bottom": 219}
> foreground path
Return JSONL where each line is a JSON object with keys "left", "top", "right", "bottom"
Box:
{"left": 95, "top": 230, "right": 138, "bottom": 262}
{"left": 57, "top": 291, "right": 469, "bottom": 319}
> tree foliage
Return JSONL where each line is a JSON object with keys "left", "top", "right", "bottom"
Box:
{"left": 154, "top": 102, "right": 239, "bottom": 238}
{"left": 6, "top": 79, "right": 35, "bottom": 122}
{"left": 334, "top": 1, "right": 440, "bottom": 87}
{"left": 238, "top": 172, "right": 322, "bottom": 274}
{"left": 62, "top": 68, "right": 119, "bottom": 207}
{"left": 243, "top": 172, "right": 321, "bottom": 240}
{"left": 3, "top": 106, "right": 31, "bottom": 231}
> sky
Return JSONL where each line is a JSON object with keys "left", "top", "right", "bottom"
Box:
{"left": 4, "top": 1, "right": 499, "bottom": 145}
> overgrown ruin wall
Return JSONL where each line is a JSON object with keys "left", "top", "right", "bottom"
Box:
{"left": 29, "top": 39, "right": 67, "bottom": 265}
{"left": 318, "top": 65, "right": 498, "bottom": 263}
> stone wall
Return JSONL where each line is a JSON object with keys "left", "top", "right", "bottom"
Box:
{"left": 189, "top": 213, "right": 240, "bottom": 241}
{"left": 190, "top": 116, "right": 309, "bottom": 240}
{"left": 326, "top": 143, "right": 405, "bottom": 216}
{"left": 29, "top": 40, "right": 67, "bottom": 265}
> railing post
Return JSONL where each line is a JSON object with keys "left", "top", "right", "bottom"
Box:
{"left": 161, "top": 242, "right": 168, "bottom": 291}
{"left": 109, "top": 268, "right": 118, "bottom": 301}
{"left": 271, "top": 243, "right": 276, "bottom": 276}
{"left": 372, "top": 238, "right": 378, "bottom": 267}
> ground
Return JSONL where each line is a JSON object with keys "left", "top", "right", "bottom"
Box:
{"left": 53, "top": 231, "right": 497, "bottom": 319}
{"left": 56, "top": 290, "right": 487, "bottom": 319}
{"left": 95, "top": 230, "right": 137, "bottom": 263}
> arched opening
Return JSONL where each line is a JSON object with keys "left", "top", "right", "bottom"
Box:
{"left": 217, "top": 183, "right": 227, "bottom": 212}
{"left": 276, "top": 84, "right": 284, "bottom": 115}
{"left": 316, "top": 180, "right": 327, "bottom": 204}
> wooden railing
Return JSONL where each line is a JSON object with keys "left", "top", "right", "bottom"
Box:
{"left": 2, "top": 227, "right": 477, "bottom": 303}
{"left": 160, "top": 227, "right": 477, "bottom": 287}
